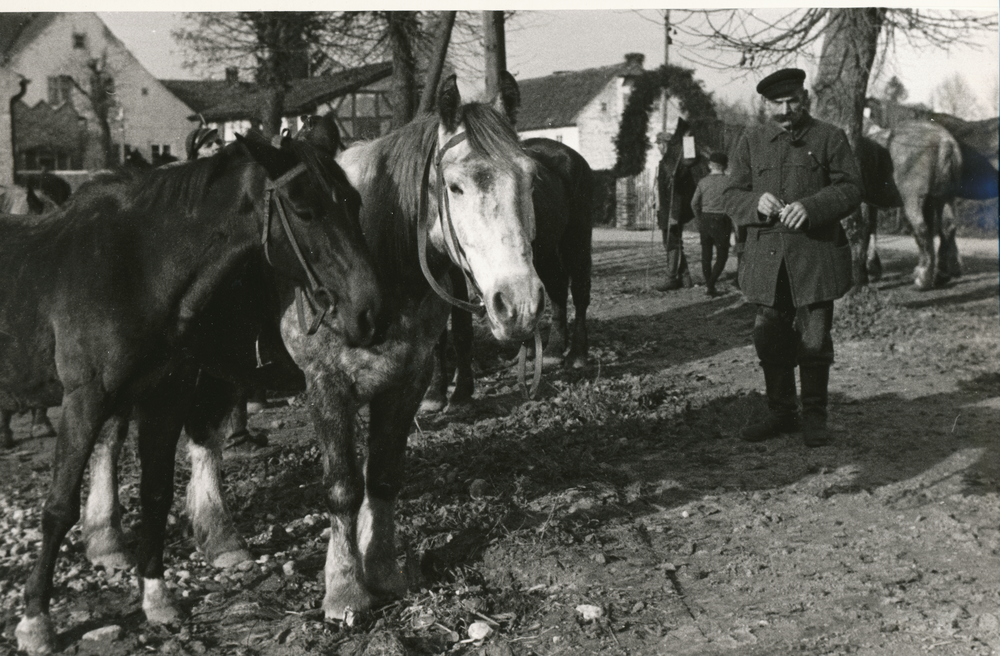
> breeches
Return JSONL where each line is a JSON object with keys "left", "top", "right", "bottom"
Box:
{"left": 753, "top": 263, "right": 834, "bottom": 369}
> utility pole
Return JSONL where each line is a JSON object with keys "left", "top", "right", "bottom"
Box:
{"left": 662, "top": 9, "right": 671, "bottom": 134}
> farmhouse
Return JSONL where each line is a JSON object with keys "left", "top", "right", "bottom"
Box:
{"left": 0, "top": 12, "right": 195, "bottom": 186}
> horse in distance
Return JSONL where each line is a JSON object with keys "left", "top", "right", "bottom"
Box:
{"left": 7, "top": 129, "right": 384, "bottom": 655}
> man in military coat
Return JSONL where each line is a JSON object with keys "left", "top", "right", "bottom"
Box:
{"left": 723, "top": 68, "right": 861, "bottom": 447}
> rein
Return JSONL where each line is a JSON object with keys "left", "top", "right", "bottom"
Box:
{"left": 261, "top": 163, "right": 334, "bottom": 335}
{"left": 416, "top": 133, "right": 487, "bottom": 317}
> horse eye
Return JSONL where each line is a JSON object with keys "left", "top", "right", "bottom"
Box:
{"left": 449, "top": 184, "right": 463, "bottom": 196}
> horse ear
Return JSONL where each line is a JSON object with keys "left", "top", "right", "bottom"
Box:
{"left": 494, "top": 70, "right": 520, "bottom": 125}
{"left": 235, "top": 132, "right": 286, "bottom": 180}
{"left": 299, "top": 114, "right": 344, "bottom": 155}
{"left": 438, "top": 74, "right": 461, "bottom": 132}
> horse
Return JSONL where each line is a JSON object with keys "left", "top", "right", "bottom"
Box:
{"left": 251, "top": 73, "right": 538, "bottom": 620}
{"left": 422, "top": 136, "right": 594, "bottom": 412}
{"left": 0, "top": 182, "right": 61, "bottom": 448}
{"left": 862, "top": 120, "right": 965, "bottom": 290}
{"left": 8, "top": 128, "right": 385, "bottom": 655}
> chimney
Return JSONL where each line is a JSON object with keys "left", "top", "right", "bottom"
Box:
{"left": 225, "top": 67, "right": 239, "bottom": 83}
{"left": 623, "top": 53, "right": 645, "bottom": 73}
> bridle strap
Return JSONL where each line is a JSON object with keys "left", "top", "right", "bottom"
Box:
{"left": 416, "top": 133, "right": 487, "bottom": 317}
{"left": 261, "top": 162, "right": 334, "bottom": 336}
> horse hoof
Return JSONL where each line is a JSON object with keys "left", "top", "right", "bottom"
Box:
{"left": 16, "top": 614, "right": 57, "bottom": 655}
{"left": 570, "top": 355, "right": 589, "bottom": 370}
{"left": 323, "top": 588, "right": 376, "bottom": 622}
{"left": 208, "top": 548, "right": 253, "bottom": 569}
{"left": 418, "top": 397, "right": 446, "bottom": 415}
{"left": 541, "top": 354, "right": 564, "bottom": 367}
{"left": 85, "top": 527, "right": 134, "bottom": 570}
{"left": 247, "top": 401, "right": 266, "bottom": 415}
{"left": 30, "top": 423, "right": 57, "bottom": 439}
{"left": 142, "top": 579, "right": 183, "bottom": 625}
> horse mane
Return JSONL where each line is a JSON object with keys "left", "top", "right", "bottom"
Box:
{"left": 348, "top": 102, "right": 523, "bottom": 288}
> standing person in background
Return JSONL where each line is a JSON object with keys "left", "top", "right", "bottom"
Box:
{"left": 186, "top": 124, "right": 222, "bottom": 160}
{"left": 691, "top": 151, "right": 732, "bottom": 296}
{"left": 655, "top": 133, "right": 694, "bottom": 291}
{"left": 723, "top": 68, "right": 861, "bottom": 448}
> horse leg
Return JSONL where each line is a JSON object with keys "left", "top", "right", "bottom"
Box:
{"left": 418, "top": 329, "right": 449, "bottom": 414}
{"left": 908, "top": 194, "right": 935, "bottom": 291}
{"left": 566, "top": 241, "right": 592, "bottom": 370}
{"left": 359, "top": 385, "right": 425, "bottom": 600}
{"left": 862, "top": 203, "right": 882, "bottom": 282}
{"left": 534, "top": 251, "right": 568, "bottom": 366}
{"left": 30, "top": 408, "right": 57, "bottom": 439}
{"left": 1, "top": 409, "right": 13, "bottom": 449}
{"left": 185, "top": 374, "right": 252, "bottom": 568}
{"left": 132, "top": 374, "right": 191, "bottom": 625}
{"left": 312, "top": 373, "right": 371, "bottom": 620}
{"left": 17, "top": 384, "right": 107, "bottom": 656}
{"left": 448, "top": 306, "right": 475, "bottom": 409}
{"left": 936, "top": 199, "right": 962, "bottom": 284}
{"left": 82, "top": 411, "right": 133, "bottom": 570}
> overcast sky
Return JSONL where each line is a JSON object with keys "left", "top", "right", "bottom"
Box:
{"left": 89, "top": 8, "right": 1000, "bottom": 119}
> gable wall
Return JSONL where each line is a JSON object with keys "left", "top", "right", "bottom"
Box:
{"left": 5, "top": 13, "right": 195, "bottom": 167}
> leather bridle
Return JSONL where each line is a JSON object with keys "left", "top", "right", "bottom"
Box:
{"left": 260, "top": 163, "right": 335, "bottom": 336}
{"left": 416, "top": 131, "right": 544, "bottom": 398}
{"left": 416, "top": 132, "right": 488, "bottom": 318}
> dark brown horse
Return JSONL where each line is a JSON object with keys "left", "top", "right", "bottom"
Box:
{"left": 8, "top": 129, "right": 384, "bottom": 655}
{"left": 422, "top": 136, "right": 594, "bottom": 411}
{"left": 0, "top": 183, "right": 60, "bottom": 447}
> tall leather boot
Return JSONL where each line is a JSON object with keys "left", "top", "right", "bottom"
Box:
{"left": 800, "top": 365, "right": 832, "bottom": 447}
{"left": 740, "top": 366, "right": 800, "bottom": 442}
{"left": 657, "top": 247, "right": 684, "bottom": 291}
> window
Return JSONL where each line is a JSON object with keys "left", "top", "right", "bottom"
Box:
{"left": 151, "top": 145, "right": 161, "bottom": 158}
{"left": 47, "top": 76, "right": 73, "bottom": 106}
{"left": 332, "top": 91, "right": 393, "bottom": 142}
{"left": 162, "top": 145, "right": 171, "bottom": 157}
{"left": 555, "top": 134, "right": 564, "bottom": 143}
{"left": 20, "top": 147, "right": 78, "bottom": 171}
{"left": 72, "top": 32, "right": 86, "bottom": 49}
{"left": 141, "top": 87, "right": 149, "bottom": 96}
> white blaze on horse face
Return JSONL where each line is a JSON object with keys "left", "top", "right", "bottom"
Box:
{"left": 430, "top": 126, "right": 543, "bottom": 343}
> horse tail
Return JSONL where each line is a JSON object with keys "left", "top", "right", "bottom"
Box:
{"left": 941, "top": 133, "right": 962, "bottom": 196}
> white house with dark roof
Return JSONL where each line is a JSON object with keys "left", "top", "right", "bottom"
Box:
{"left": 1, "top": 12, "right": 196, "bottom": 178}
{"left": 516, "top": 53, "right": 682, "bottom": 173}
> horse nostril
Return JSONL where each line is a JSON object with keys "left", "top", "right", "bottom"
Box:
{"left": 491, "top": 290, "right": 515, "bottom": 323}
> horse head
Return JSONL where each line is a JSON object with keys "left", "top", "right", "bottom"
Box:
{"left": 237, "top": 131, "right": 385, "bottom": 347}
{"left": 426, "top": 72, "right": 544, "bottom": 343}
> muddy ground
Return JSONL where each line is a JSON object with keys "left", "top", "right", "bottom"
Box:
{"left": 1, "top": 230, "right": 998, "bottom": 656}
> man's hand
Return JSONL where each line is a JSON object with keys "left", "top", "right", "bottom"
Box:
{"left": 779, "top": 201, "right": 808, "bottom": 230}
{"left": 757, "top": 192, "right": 784, "bottom": 219}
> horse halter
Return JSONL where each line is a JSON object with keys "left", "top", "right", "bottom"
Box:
{"left": 261, "top": 163, "right": 335, "bottom": 335}
{"left": 417, "top": 132, "right": 488, "bottom": 317}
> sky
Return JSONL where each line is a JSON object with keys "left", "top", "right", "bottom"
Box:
{"left": 86, "top": 8, "right": 1000, "bottom": 119}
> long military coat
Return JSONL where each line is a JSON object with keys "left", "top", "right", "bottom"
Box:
{"left": 723, "top": 115, "right": 861, "bottom": 307}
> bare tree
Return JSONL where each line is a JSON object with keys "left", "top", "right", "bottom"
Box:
{"left": 933, "top": 73, "right": 985, "bottom": 119}
{"left": 63, "top": 51, "right": 118, "bottom": 169}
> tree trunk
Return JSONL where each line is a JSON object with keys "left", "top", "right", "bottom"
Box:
{"left": 483, "top": 11, "right": 506, "bottom": 97}
{"left": 387, "top": 11, "right": 418, "bottom": 130}
{"left": 419, "top": 11, "right": 456, "bottom": 114}
{"left": 259, "top": 86, "right": 285, "bottom": 140}
{"left": 88, "top": 67, "right": 117, "bottom": 169}
{"left": 811, "top": 8, "right": 886, "bottom": 291}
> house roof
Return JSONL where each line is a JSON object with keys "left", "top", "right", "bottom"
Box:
{"left": 0, "top": 13, "right": 58, "bottom": 63}
{"left": 161, "top": 61, "right": 393, "bottom": 122}
{"left": 516, "top": 61, "right": 632, "bottom": 132}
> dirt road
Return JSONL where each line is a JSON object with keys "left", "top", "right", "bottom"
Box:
{"left": 1, "top": 231, "right": 997, "bottom": 656}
